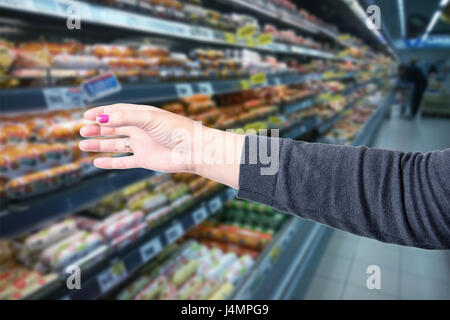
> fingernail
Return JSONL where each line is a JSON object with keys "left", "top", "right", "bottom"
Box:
{"left": 97, "top": 114, "right": 109, "bottom": 124}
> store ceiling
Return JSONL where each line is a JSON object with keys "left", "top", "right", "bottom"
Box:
{"left": 297, "top": 0, "right": 450, "bottom": 52}
{"left": 360, "top": 0, "right": 450, "bottom": 40}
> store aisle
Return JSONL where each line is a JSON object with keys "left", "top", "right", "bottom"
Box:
{"left": 298, "top": 116, "right": 450, "bottom": 300}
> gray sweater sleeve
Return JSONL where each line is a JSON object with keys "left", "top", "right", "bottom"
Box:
{"left": 237, "top": 135, "right": 450, "bottom": 249}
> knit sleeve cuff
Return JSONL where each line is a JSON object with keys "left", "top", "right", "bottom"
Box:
{"left": 236, "top": 134, "right": 282, "bottom": 206}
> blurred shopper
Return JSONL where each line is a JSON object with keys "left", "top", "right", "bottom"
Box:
{"left": 404, "top": 60, "right": 428, "bottom": 118}
{"left": 79, "top": 104, "right": 450, "bottom": 250}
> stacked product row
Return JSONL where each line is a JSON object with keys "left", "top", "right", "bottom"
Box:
{"left": 0, "top": 172, "right": 223, "bottom": 299}
{"left": 1, "top": 75, "right": 367, "bottom": 206}
{"left": 115, "top": 200, "right": 289, "bottom": 300}
{"left": 0, "top": 36, "right": 370, "bottom": 89}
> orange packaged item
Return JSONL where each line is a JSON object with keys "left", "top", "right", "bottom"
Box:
{"left": 162, "top": 103, "right": 185, "bottom": 115}
{"left": 5, "top": 163, "right": 81, "bottom": 200}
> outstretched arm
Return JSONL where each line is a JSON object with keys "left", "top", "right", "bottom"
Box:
{"left": 80, "top": 104, "right": 450, "bottom": 249}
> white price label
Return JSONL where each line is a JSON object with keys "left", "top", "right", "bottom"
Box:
{"left": 190, "top": 26, "right": 214, "bottom": 40}
{"left": 274, "top": 77, "right": 282, "bottom": 86}
{"left": 175, "top": 83, "right": 194, "bottom": 98}
{"left": 198, "top": 82, "right": 214, "bottom": 95}
{"left": 43, "top": 88, "right": 85, "bottom": 110}
{"left": 192, "top": 207, "right": 208, "bottom": 225}
{"left": 97, "top": 261, "right": 127, "bottom": 294}
{"left": 1, "top": 0, "right": 33, "bottom": 9}
{"left": 140, "top": 238, "right": 162, "bottom": 263}
{"left": 226, "top": 188, "right": 237, "bottom": 201}
{"left": 165, "top": 223, "right": 184, "bottom": 244}
{"left": 208, "top": 197, "right": 223, "bottom": 214}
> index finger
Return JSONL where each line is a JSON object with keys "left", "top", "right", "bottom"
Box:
{"left": 84, "top": 104, "right": 158, "bottom": 121}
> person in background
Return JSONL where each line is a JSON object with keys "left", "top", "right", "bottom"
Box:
{"left": 404, "top": 60, "right": 428, "bottom": 118}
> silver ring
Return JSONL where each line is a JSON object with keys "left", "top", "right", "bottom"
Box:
{"left": 125, "top": 139, "right": 132, "bottom": 151}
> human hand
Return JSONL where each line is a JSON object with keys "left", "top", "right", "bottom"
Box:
{"left": 79, "top": 103, "right": 244, "bottom": 189}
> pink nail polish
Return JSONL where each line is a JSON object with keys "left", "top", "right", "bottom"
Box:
{"left": 97, "top": 114, "right": 109, "bottom": 124}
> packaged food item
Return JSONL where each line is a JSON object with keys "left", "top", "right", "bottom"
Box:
{"left": 23, "top": 219, "right": 77, "bottom": 252}
{"left": 5, "top": 163, "right": 81, "bottom": 200}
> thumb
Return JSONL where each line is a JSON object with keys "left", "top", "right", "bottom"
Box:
{"left": 96, "top": 109, "right": 156, "bottom": 129}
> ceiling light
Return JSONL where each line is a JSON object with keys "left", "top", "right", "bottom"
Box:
{"left": 397, "top": 0, "right": 406, "bottom": 37}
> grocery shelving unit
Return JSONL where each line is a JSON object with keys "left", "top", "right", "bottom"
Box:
{"left": 0, "top": 0, "right": 397, "bottom": 301}
{"left": 0, "top": 0, "right": 358, "bottom": 62}
{"left": 0, "top": 72, "right": 356, "bottom": 112}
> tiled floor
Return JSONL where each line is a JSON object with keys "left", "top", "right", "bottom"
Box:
{"left": 301, "top": 115, "right": 450, "bottom": 300}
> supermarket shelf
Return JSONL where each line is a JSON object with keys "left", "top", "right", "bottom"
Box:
{"left": 46, "top": 187, "right": 237, "bottom": 300}
{"left": 282, "top": 116, "right": 321, "bottom": 139}
{"left": 0, "top": 169, "right": 153, "bottom": 238}
{"left": 352, "top": 88, "right": 394, "bottom": 146}
{"left": 220, "top": 0, "right": 320, "bottom": 35}
{"left": 219, "top": 0, "right": 348, "bottom": 48}
{"left": 0, "top": 0, "right": 349, "bottom": 62}
{"left": 0, "top": 72, "right": 356, "bottom": 113}
{"left": 231, "top": 217, "right": 330, "bottom": 299}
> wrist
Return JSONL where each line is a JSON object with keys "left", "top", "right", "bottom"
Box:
{"left": 190, "top": 125, "right": 245, "bottom": 189}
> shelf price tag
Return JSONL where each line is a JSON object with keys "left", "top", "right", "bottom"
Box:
{"left": 257, "top": 33, "right": 273, "bottom": 46}
{"left": 273, "top": 77, "right": 282, "bottom": 86}
{"left": 140, "top": 238, "right": 162, "bottom": 263}
{"left": 190, "top": 26, "right": 214, "bottom": 40}
{"left": 43, "top": 87, "right": 85, "bottom": 110}
{"left": 165, "top": 223, "right": 184, "bottom": 244}
{"left": 240, "top": 80, "right": 251, "bottom": 91}
{"left": 322, "top": 72, "right": 337, "bottom": 79}
{"left": 246, "top": 38, "right": 256, "bottom": 48}
{"left": 251, "top": 73, "right": 267, "bottom": 86}
{"left": 208, "top": 197, "right": 223, "bottom": 214}
{"left": 1, "top": 0, "right": 33, "bottom": 9}
{"left": 192, "top": 207, "right": 208, "bottom": 225}
{"left": 237, "top": 25, "right": 256, "bottom": 39}
{"left": 81, "top": 72, "right": 121, "bottom": 102}
{"left": 97, "top": 260, "right": 127, "bottom": 294}
{"left": 224, "top": 32, "right": 236, "bottom": 44}
{"left": 198, "top": 82, "right": 214, "bottom": 95}
{"left": 175, "top": 83, "right": 194, "bottom": 98}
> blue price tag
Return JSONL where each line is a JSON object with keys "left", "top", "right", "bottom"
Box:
{"left": 82, "top": 72, "right": 121, "bottom": 101}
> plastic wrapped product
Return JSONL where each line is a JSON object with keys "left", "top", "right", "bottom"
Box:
{"left": 0, "top": 271, "right": 58, "bottom": 300}
{"left": 171, "top": 259, "right": 199, "bottom": 287}
{"left": 64, "top": 244, "right": 109, "bottom": 273}
{"left": 208, "top": 282, "right": 235, "bottom": 300}
{"left": 40, "top": 231, "right": 87, "bottom": 265}
{"left": 188, "top": 279, "right": 221, "bottom": 300}
{"left": 146, "top": 205, "right": 172, "bottom": 227}
{"left": 110, "top": 222, "right": 147, "bottom": 250}
{"left": 5, "top": 163, "right": 81, "bottom": 200}
{"left": 117, "top": 274, "right": 153, "bottom": 300}
{"left": 93, "top": 210, "right": 131, "bottom": 235}
{"left": 203, "top": 252, "right": 237, "bottom": 280}
{"left": 222, "top": 255, "right": 254, "bottom": 284}
{"left": 101, "top": 211, "right": 145, "bottom": 240}
{"left": 134, "top": 276, "right": 168, "bottom": 300}
{"left": 49, "top": 232, "right": 104, "bottom": 270}
{"left": 24, "top": 219, "right": 77, "bottom": 252}
{"left": 174, "top": 275, "right": 204, "bottom": 300}
{"left": 52, "top": 54, "right": 104, "bottom": 69}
